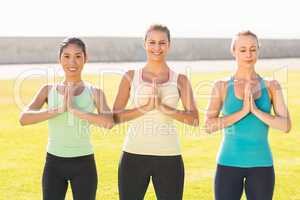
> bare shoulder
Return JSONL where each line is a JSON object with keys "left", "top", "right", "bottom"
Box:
{"left": 89, "top": 86, "right": 105, "bottom": 101}
{"left": 177, "top": 74, "right": 189, "bottom": 84}
{"left": 264, "top": 78, "right": 282, "bottom": 91}
{"left": 124, "top": 70, "right": 135, "bottom": 82}
{"left": 39, "top": 84, "right": 53, "bottom": 96}
{"left": 177, "top": 74, "right": 196, "bottom": 94}
{"left": 29, "top": 84, "right": 53, "bottom": 105}
{"left": 211, "top": 77, "right": 231, "bottom": 101}
{"left": 213, "top": 77, "right": 230, "bottom": 91}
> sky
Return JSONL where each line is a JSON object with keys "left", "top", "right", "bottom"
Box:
{"left": 0, "top": 0, "right": 299, "bottom": 38}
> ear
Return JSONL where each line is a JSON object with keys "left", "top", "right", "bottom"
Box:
{"left": 257, "top": 48, "right": 260, "bottom": 57}
{"left": 84, "top": 55, "right": 88, "bottom": 63}
{"left": 231, "top": 48, "right": 236, "bottom": 58}
{"left": 167, "top": 41, "right": 171, "bottom": 49}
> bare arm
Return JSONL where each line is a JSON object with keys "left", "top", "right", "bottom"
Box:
{"left": 19, "top": 85, "right": 65, "bottom": 125}
{"left": 250, "top": 80, "right": 291, "bottom": 133}
{"left": 113, "top": 71, "right": 153, "bottom": 124}
{"left": 69, "top": 87, "right": 114, "bottom": 129}
{"left": 204, "top": 80, "right": 250, "bottom": 133}
{"left": 158, "top": 74, "right": 199, "bottom": 126}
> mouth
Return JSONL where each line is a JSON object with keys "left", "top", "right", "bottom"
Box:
{"left": 67, "top": 67, "right": 78, "bottom": 72}
{"left": 151, "top": 52, "right": 163, "bottom": 56}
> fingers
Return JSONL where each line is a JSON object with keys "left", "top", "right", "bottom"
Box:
{"left": 152, "top": 78, "right": 158, "bottom": 96}
{"left": 153, "top": 78, "right": 162, "bottom": 109}
{"left": 144, "top": 78, "right": 160, "bottom": 112}
{"left": 65, "top": 86, "right": 74, "bottom": 111}
{"left": 244, "top": 82, "right": 251, "bottom": 100}
{"left": 249, "top": 93, "right": 256, "bottom": 111}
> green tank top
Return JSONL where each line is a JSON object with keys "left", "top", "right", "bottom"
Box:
{"left": 47, "top": 83, "right": 95, "bottom": 157}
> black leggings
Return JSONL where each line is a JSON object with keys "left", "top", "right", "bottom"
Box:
{"left": 118, "top": 151, "right": 185, "bottom": 200}
{"left": 42, "top": 153, "right": 98, "bottom": 200}
{"left": 215, "top": 164, "right": 275, "bottom": 200}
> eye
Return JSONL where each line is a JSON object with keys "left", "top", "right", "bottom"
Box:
{"left": 250, "top": 49, "right": 257, "bottom": 52}
{"left": 76, "top": 55, "right": 82, "bottom": 58}
{"left": 149, "top": 41, "right": 156, "bottom": 45}
{"left": 63, "top": 55, "right": 70, "bottom": 58}
{"left": 159, "top": 42, "right": 166, "bottom": 45}
{"left": 240, "top": 49, "right": 246, "bottom": 52}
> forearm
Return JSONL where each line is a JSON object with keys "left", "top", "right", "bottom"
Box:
{"left": 252, "top": 108, "right": 291, "bottom": 132}
{"left": 113, "top": 105, "right": 149, "bottom": 124}
{"left": 159, "top": 104, "right": 199, "bottom": 126}
{"left": 70, "top": 108, "right": 114, "bottom": 129}
{"left": 19, "top": 108, "right": 62, "bottom": 125}
{"left": 205, "top": 109, "right": 248, "bottom": 133}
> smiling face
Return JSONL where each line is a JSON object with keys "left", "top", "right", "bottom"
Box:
{"left": 144, "top": 30, "right": 170, "bottom": 62}
{"left": 59, "top": 43, "right": 86, "bottom": 78}
{"left": 232, "top": 35, "right": 259, "bottom": 68}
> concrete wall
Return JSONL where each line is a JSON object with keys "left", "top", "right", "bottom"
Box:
{"left": 0, "top": 37, "right": 300, "bottom": 64}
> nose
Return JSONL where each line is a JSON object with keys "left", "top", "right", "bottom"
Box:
{"left": 153, "top": 43, "right": 161, "bottom": 51}
{"left": 246, "top": 50, "right": 252, "bottom": 58}
{"left": 70, "top": 57, "right": 77, "bottom": 65}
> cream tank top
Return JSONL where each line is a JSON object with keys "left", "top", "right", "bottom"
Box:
{"left": 122, "top": 68, "right": 181, "bottom": 156}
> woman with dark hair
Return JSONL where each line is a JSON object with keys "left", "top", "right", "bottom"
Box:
{"left": 19, "top": 37, "right": 114, "bottom": 200}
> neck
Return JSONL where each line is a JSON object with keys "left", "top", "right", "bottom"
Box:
{"left": 144, "top": 60, "right": 168, "bottom": 74}
{"left": 63, "top": 76, "right": 82, "bottom": 85}
{"left": 234, "top": 65, "right": 257, "bottom": 80}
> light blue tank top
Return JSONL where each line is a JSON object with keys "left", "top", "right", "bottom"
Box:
{"left": 47, "top": 83, "right": 96, "bottom": 157}
{"left": 217, "top": 77, "right": 273, "bottom": 167}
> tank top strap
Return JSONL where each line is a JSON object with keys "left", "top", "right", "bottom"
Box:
{"left": 131, "top": 69, "right": 140, "bottom": 87}
{"left": 48, "top": 84, "right": 59, "bottom": 100}
{"left": 226, "top": 76, "right": 235, "bottom": 94}
{"left": 87, "top": 82, "right": 95, "bottom": 91}
{"left": 229, "top": 76, "right": 234, "bottom": 84}
{"left": 258, "top": 77, "right": 270, "bottom": 99}
{"left": 84, "top": 82, "right": 94, "bottom": 98}
{"left": 259, "top": 76, "right": 267, "bottom": 90}
{"left": 170, "top": 69, "right": 178, "bottom": 83}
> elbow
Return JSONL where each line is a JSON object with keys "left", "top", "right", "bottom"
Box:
{"left": 204, "top": 119, "right": 214, "bottom": 134}
{"left": 191, "top": 116, "right": 199, "bottom": 127}
{"left": 112, "top": 113, "right": 121, "bottom": 125}
{"left": 204, "top": 128, "right": 213, "bottom": 134}
{"left": 204, "top": 126, "right": 213, "bottom": 134}
{"left": 283, "top": 122, "right": 292, "bottom": 133}
{"left": 19, "top": 119, "right": 26, "bottom": 126}
{"left": 103, "top": 116, "right": 115, "bottom": 129}
{"left": 280, "top": 117, "right": 291, "bottom": 133}
{"left": 106, "top": 119, "right": 115, "bottom": 129}
{"left": 187, "top": 112, "right": 199, "bottom": 127}
{"left": 19, "top": 113, "right": 27, "bottom": 126}
{"left": 105, "top": 122, "right": 114, "bottom": 129}
{"left": 99, "top": 120, "right": 114, "bottom": 129}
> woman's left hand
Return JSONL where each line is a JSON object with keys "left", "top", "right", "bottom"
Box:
{"left": 250, "top": 93, "right": 258, "bottom": 114}
{"left": 66, "top": 85, "right": 76, "bottom": 112}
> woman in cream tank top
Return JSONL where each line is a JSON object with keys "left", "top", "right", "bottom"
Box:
{"left": 113, "top": 24, "right": 199, "bottom": 200}
{"left": 123, "top": 67, "right": 181, "bottom": 155}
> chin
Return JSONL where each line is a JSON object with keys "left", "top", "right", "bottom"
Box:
{"left": 66, "top": 72, "right": 81, "bottom": 77}
{"left": 242, "top": 61, "right": 256, "bottom": 67}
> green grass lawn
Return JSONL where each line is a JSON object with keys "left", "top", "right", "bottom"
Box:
{"left": 0, "top": 70, "right": 299, "bottom": 200}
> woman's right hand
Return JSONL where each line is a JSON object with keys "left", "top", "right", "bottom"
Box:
{"left": 58, "top": 86, "right": 69, "bottom": 113}
{"left": 144, "top": 95, "right": 155, "bottom": 112}
{"left": 144, "top": 79, "right": 160, "bottom": 112}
